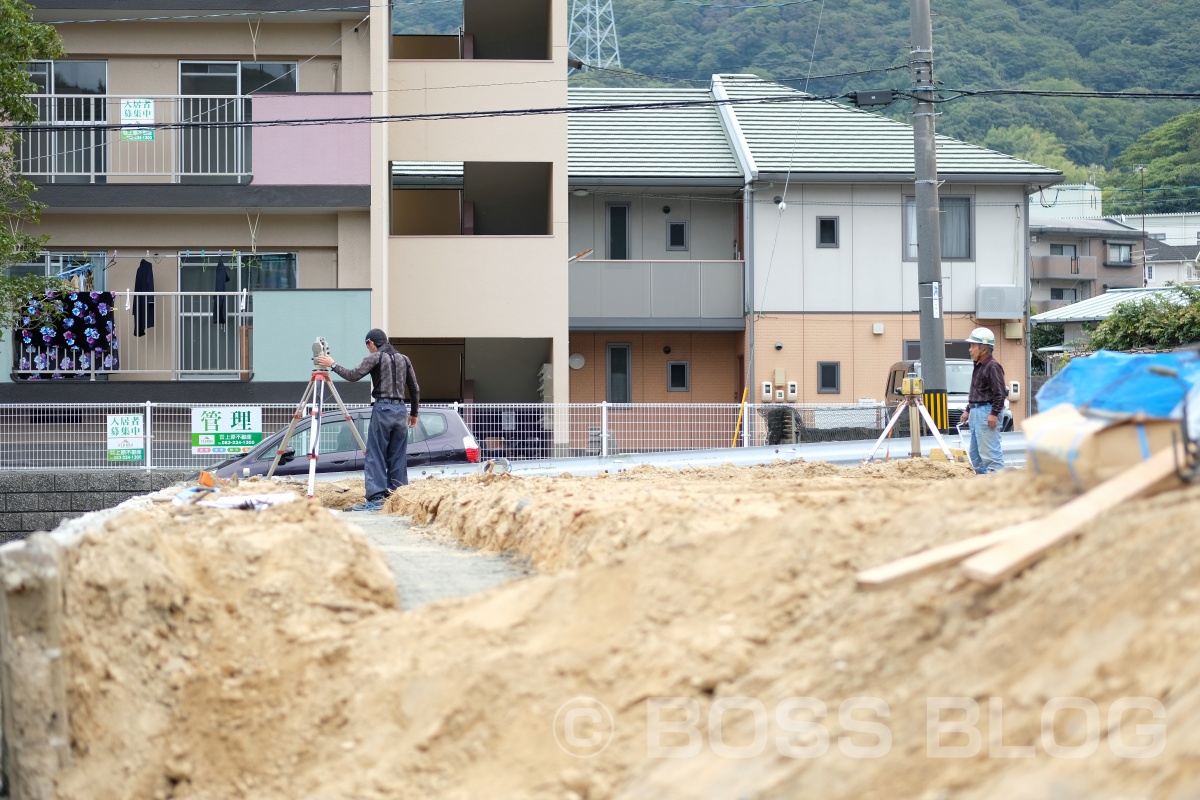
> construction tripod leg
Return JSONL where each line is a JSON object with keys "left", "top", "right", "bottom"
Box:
{"left": 267, "top": 369, "right": 370, "bottom": 499}
{"left": 864, "top": 398, "right": 910, "bottom": 463}
{"left": 266, "top": 376, "right": 317, "bottom": 479}
{"left": 914, "top": 399, "right": 954, "bottom": 460}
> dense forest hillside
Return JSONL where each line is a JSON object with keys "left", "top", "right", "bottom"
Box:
{"left": 393, "top": 0, "right": 1200, "bottom": 211}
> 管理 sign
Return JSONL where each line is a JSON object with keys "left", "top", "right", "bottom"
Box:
{"left": 191, "top": 407, "right": 262, "bottom": 454}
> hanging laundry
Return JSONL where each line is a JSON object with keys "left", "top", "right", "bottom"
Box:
{"left": 212, "top": 256, "right": 230, "bottom": 328}
{"left": 133, "top": 258, "right": 155, "bottom": 336}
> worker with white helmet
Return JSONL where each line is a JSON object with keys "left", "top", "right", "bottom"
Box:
{"left": 963, "top": 327, "right": 1007, "bottom": 473}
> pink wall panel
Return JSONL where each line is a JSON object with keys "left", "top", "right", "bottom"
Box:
{"left": 251, "top": 94, "right": 370, "bottom": 185}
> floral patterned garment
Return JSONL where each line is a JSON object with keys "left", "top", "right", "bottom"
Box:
{"left": 15, "top": 291, "right": 120, "bottom": 379}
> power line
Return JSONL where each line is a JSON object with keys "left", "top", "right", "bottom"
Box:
{"left": 11, "top": 91, "right": 850, "bottom": 134}
{"left": 42, "top": 4, "right": 381, "bottom": 24}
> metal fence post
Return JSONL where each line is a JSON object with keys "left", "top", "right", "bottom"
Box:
{"left": 144, "top": 400, "right": 154, "bottom": 471}
{"left": 601, "top": 401, "right": 608, "bottom": 457}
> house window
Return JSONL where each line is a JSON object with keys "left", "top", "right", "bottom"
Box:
{"left": 903, "top": 340, "right": 972, "bottom": 361}
{"left": 179, "top": 61, "right": 298, "bottom": 94}
{"left": 5, "top": 252, "right": 107, "bottom": 286}
{"left": 817, "top": 361, "right": 840, "bottom": 394}
{"left": 817, "top": 217, "right": 839, "bottom": 248}
{"left": 667, "top": 220, "right": 688, "bottom": 251}
{"left": 667, "top": 361, "right": 689, "bottom": 392}
{"left": 1107, "top": 243, "right": 1133, "bottom": 265}
{"left": 1050, "top": 288, "right": 1077, "bottom": 302}
{"left": 1049, "top": 244, "right": 1076, "bottom": 257}
{"left": 20, "top": 61, "right": 109, "bottom": 184}
{"left": 903, "top": 196, "right": 973, "bottom": 260}
{"left": 607, "top": 343, "right": 631, "bottom": 403}
{"left": 1145, "top": 264, "right": 1155, "bottom": 282}
{"left": 607, "top": 203, "right": 631, "bottom": 259}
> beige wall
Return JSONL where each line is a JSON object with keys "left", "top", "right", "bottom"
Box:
{"left": 32, "top": 212, "right": 346, "bottom": 290}
{"left": 568, "top": 332, "right": 743, "bottom": 404}
{"left": 748, "top": 313, "right": 1028, "bottom": 424}
{"left": 387, "top": 235, "right": 566, "bottom": 338}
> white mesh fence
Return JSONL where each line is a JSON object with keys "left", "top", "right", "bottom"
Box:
{"left": 0, "top": 401, "right": 891, "bottom": 470}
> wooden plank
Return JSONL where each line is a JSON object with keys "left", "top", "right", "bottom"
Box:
{"left": 961, "top": 443, "right": 1182, "bottom": 586}
{"left": 856, "top": 518, "right": 1044, "bottom": 590}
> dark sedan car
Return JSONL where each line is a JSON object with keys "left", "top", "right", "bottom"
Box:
{"left": 204, "top": 407, "right": 480, "bottom": 480}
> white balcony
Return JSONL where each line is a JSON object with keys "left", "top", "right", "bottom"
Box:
{"left": 569, "top": 260, "right": 745, "bottom": 330}
{"left": 16, "top": 94, "right": 252, "bottom": 184}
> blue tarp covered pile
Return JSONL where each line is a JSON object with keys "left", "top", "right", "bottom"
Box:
{"left": 1036, "top": 350, "right": 1200, "bottom": 440}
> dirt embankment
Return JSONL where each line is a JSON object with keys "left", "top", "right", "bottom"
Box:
{"left": 49, "top": 462, "right": 1200, "bottom": 799}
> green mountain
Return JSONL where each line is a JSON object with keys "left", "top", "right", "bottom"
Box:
{"left": 569, "top": 0, "right": 1198, "bottom": 175}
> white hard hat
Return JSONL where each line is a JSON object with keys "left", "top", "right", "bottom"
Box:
{"left": 966, "top": 327, "right": 995, "bottom": 346}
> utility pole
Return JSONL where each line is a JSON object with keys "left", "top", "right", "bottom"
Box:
{"left": 1136, "top": 164, "right": 1147, "bottom": 286}
{"left": 910, "top": 0, "right": 948, "bottom": 433}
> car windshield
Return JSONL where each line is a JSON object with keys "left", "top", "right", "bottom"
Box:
{"left": 946, "top": 362, "right": 973, "bottom": 395}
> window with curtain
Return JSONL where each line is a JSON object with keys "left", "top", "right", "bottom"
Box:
{"left": 903, "top": 196, "right": 973, "bottom": 260}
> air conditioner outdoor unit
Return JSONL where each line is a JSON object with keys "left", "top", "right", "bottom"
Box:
{"left": 975, "top": 285, "right": 1025, "bottom": 320}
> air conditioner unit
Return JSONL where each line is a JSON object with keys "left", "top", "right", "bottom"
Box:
{"left": 975, "top": 285, "right": 1024, "bottom": 320}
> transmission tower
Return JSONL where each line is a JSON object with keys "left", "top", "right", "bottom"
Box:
{"left": 568, "top": 0, "right": 622, "bottom": 71}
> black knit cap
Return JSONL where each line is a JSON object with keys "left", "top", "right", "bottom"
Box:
{"left": 365, "top": 328, "right": 388, "bottom": 348}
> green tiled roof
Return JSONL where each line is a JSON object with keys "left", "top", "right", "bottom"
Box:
{"left": 568, "top": 87, "right": 743, "bottom": 181}
{"left": 566, "top": 78, "right": 1061, "bottom": 183}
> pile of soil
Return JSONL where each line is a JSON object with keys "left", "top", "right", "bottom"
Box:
{"left": 48, "top": 460, "right": 1200, "bottom": 799}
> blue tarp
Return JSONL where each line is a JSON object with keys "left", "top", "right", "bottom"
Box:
{"left": 1036, "top": 350, "right": 1200, "bottom": 433}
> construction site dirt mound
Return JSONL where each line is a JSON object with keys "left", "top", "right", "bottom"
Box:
{"left": 50, "top": 460, "right": 1200, "bottom": 799}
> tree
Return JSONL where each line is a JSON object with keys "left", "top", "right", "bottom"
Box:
{"left": 0, "top": 0, "right": 65, "bottom": 341}
{"left": 1086, "top": 285, "right": 1200, "bottom": 351}
{"left": 982, "top": 125, "right": 1093, "bottom": 184}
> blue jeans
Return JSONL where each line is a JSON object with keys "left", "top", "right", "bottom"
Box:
{"left": 364, "top": 401, "right": 410, "bottom": 502}
{"left": 967, "top": 405, "right": 1004, "bottom": 474}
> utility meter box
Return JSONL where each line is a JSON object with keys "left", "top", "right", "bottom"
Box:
{"left": 786, "top": 381, "right": 798, "bottom": 401}
{"left": 761, "top": 381, "right": 773, "bottom": 402}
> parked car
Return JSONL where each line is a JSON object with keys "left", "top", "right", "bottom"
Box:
{"left": 884, "top": 359, "right": 1013, "bottom": 434}
{"left": 203, "top": 407, "right": 480, "bottom": 480}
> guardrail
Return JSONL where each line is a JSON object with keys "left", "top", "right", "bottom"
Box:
{"left": 0, "top": 401, "right": 898, "bottom": 471}
{"left": 16, "top": 94, "right": 251, "bottom": 182}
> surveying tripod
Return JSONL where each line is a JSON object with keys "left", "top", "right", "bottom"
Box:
{"left": 864, "top": 372, "right": 953, "bottom": 463}
{"left": 267, "top": 339, "right": 368, "bottom": 498}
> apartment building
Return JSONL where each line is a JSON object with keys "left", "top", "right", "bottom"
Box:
{"left": 8, "top": 0, "right": 570, "bottom": 408}
{"left": 7, "top": 0, "right": 375, "bottom": 403}
{"left": 379, "top": 0, "right": 569, "bottom": 404}
{"left": 1029, "top": 218, "right": 1145, "bottom": 312}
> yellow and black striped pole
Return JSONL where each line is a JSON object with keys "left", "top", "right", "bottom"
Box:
{"left": 923, "top": 389, "right": 949, "bottom": 433}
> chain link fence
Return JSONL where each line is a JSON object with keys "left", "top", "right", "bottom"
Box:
{"left": 0, "top": 401, "right": 893, "bottom": 471}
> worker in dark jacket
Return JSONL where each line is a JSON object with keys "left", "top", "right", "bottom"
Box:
{"left": 963, "top": 327, "right": 1006, "bottom": 474}
{"left": 315, "top": 328, "right": 419, "bottom": 511}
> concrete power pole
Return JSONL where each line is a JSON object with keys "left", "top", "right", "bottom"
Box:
{"left": 910, "top": 0, "right": 948, "bottom": 432}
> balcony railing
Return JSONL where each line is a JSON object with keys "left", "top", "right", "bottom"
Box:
{"left": 569, "top": 260, "right": 745, "bottom": 328}
{"left": 11, "top": 292, "right": 252, "bottom": 381}
{"left": 1030, "top": 254, "right": 1098, "bottom": 281}
{"left": 15, "top": 94, "right": 251, "bottom": 183}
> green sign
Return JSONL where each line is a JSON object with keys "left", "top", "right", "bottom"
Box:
{"left": 191, "top": 407, "right": 263, "bottom": 454}
{"left": 107, "top": 413, "right": 145, "bottom": 462}
{"left": 120, "top": 98, "right": 155, "bottom": 141}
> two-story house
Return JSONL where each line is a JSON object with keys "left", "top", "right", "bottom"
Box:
{"left": 569, "top": 76, "right": 1063, "bottom": 424}
{"left": 1029, "top": 218, "right": 1145, "bottom": 312}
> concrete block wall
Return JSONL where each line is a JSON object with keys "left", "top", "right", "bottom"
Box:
{"left": 0, "top": 471, "right": 192, "bottom": 543}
